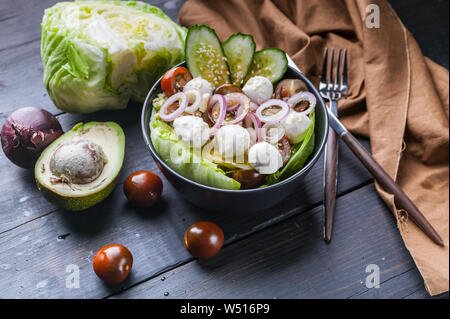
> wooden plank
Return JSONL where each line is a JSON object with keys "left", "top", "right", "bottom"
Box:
{"left": 0, "top": 110, "right": 372, "bottom": 298}
{"left": 0, "top": 101, "right": 372, "bottom": 233}
{"left": 0, "top": 40, "right": 60, "bottom": 118}
{"left": 0, "top": 0, "right": 446, "bottom": 300}
{"left": 0, "top": 0, "right": 58, "bottom": 52}
{"left": 349, "top": 267, "right": 425, "bottom": 299}
{"left": 111, "top": 184, "right": 429, "bottom": 299}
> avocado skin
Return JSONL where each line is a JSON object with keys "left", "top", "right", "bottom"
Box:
{"left": 34, "top": 121, "right": 125, "bottom": 211}
{"left": 35, "top": 175, "right": 119, "bottom": 211}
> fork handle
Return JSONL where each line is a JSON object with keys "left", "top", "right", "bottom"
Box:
{"left": 340, "top": 131, "right": 444, "bottom": 246}
{"left": 324, "top": 101, "right": 339, "bottom": 243}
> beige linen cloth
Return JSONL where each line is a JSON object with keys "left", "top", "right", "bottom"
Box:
{"left": 179, "top": 0, "right": 449, "bottom": 295}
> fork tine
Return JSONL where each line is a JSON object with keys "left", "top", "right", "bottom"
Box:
{"left": 340, "top": 49, "right": 348, "bottom": 90}
{"left": 328, "top": 48, "right": 335, "bottom": 89}
{"left": 334, "top": 48, "right": 341, "bottom": 90}
{"left": 320, "top": 48, "right": 328, "bottom": 85}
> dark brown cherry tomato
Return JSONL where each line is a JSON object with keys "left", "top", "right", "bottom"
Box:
{"left": 202, "top": 101, "right": 222, "bottom": 127}
{"left": 184, "top": 221, "right": 224, "bottom": 259}
{"left": 202, "top": 108, "right": 215, "bottom": 127}
{"left": 161, "top": 66, "right": 192, "bottom": 97}
{"left": 214, "top": 84, "right": 242, "bottom": 95}
{"left": 274, "top": 79, "right": 308, "bottom": 100}
{"left": 93, "top": 244, "right": 133, "bottom": 284}
{"left": 231, "top": 169, "right": 266, "bottom": 189}
{"left": 277, "top": 137, "right": 291, "bottom": 165}
{"left": 293, "top": 100, "right": 310, "bottom": 112}
{"left": 124, "top": 170, "right": 163, "bottom": 208}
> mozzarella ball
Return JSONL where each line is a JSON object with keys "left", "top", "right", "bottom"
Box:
{"left": 184, "top": 77, "right": 214, "bottom": 113}
{"left": 173, "top": 116, "right": 210, "bottom": 148}
{"left": 282, "top": 111, "right": 311, "bottom": 144}
{"left": 248, "top": 142, "right": 283, "bottom": 174}
{"left": 242, "top": 76, "right": 273, "bottom": 105}
{"left": 214, "top": 125, "right": 250, "bottom": 161}
{"left": 184, "top": 77, "right": 213, "bottom": 95}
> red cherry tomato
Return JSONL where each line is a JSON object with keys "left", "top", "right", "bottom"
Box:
{"left": 184, "top": 221, "right": 224, "bottom": 259}
{"left": 161, "top": 66, "right": 193, "bottom": 97}
{"left": 93, "top": 244, "right": 133, "bottom": 284}
{"left": 124, "top": 170, "right": 163, "bottom": 208}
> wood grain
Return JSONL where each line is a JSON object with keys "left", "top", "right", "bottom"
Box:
{"left": 0, "top": 0, "right": 447, "bottom": 299}
{"left": 0, "top": 102, "right": 373, "bottom": 233}
{"left": 0, "top": 123, "right": 373, "bottom": 298}
{"left": 112, "top": 184, "right": 426, "bottom": 299}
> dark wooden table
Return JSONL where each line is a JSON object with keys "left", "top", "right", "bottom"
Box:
{"left": 0, "top": 0, "right": 448, "bottom": 299}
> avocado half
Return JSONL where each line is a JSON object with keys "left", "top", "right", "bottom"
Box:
{"left": 35, "top": 122, "right": 125, "bottom": 211}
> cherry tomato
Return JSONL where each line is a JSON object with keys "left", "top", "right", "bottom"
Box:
{"left": 214, "top": 84, "right": 242, "bottom": 95}
{"left": 277, "top": 137, "right": 291, "bottom": 165}
{"left": 124, "top": 170, "right": 163, "bottom": 208}
{"left": 93, "top": 244, "right": 133, "bottom": 284}
{"left": 293, "top": 100, "right": 310, "bottom": 112}
{"left": 274, "top": 79, "right": 308, "bottom": 100}
{"left": 161, "top": 66, "right": 192, "bottom": 97}
{"left": 231, "top": 169, "right": 266, "bottom": 189}
{"left": 202, "top": 110, "right": 215, "bottom": 127}
{"left": 184, "top": 221, "right": 224, "bottom": 259}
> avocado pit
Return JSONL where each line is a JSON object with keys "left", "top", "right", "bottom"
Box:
{"left": 49, "top": 139, "right": 107, "bottom": 184}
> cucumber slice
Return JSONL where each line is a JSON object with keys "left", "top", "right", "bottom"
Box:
{"left": 185, "top": 25, "right": 230, "bottom": 88}
{"left": 223, "top": 33, "right": 256, "bottom": 87}
{"left": 245, "top": 48, "right": 288, "bottom": 84}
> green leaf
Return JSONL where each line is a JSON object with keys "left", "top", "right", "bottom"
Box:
{"left": 150, "top": 111, "right": 241, "bottom": 190}
{"left": 266, "top": 112, "right": 316, "bottom": 185}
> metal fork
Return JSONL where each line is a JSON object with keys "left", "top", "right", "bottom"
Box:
{"left": 319, "top": 48, "right": 348, "bottom": 243}
{"left": 318, "top": 49, "right": 443, "bottom": 246}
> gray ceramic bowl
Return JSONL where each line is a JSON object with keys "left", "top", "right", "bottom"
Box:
{"left": 142, "top": 62, "right": 328, "bottom": 213}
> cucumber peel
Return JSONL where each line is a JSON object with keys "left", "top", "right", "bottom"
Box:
{"left": 245, "top": 48, "right": 288, "bottom": 84}
{"left": 185, "top": 25, "right": 230, "bottom": 88}
{"left": 223, "top": 33, "right": 256, "bottom": 87}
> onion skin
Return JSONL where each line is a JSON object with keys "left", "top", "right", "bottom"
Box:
{"left": 1, "top": 107, "right": 63, "bottom": 169}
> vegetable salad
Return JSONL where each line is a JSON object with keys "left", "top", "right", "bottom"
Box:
{"left": 150, "top": 25, "right": 315, "bottom": 190}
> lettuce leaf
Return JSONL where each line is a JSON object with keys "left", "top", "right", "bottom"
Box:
{"left": 150, "top": 111, "right": 240, "bottom": 190}
{"left": 265, "top": 112, "right": 315, "bottom": 185}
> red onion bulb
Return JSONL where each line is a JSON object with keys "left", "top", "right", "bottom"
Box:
{"left": 1, "top": 107, "right": 63, "bottom": 169}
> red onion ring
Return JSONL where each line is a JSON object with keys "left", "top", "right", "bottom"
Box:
{"left": 227, "top": 104, "right": 240, "bottom": 112}
{"left": 159, "top": 92, "right": 188, "bottom": 122}
{"left": 255, "top": 99, "right": 290, "bottom": 124}
{"left": 184, "top": 89, "right": 202, "bottom": 114}
{"left": 208, "top": 94, "right": 226, "bottom": 136}
{"left": 287, "top": 91, "right": 316, "bottom": 115}
{"left": 244, "top": 112, "right": 262, "bottom": 142}
{"left": 223, "top": 93, "right": 250, "bottom": 125}
{"left": 261, "top": 122, "right": 285, "bottom": 144}
{"left": 250, "top": 102, "right": 259, "bottom": 111}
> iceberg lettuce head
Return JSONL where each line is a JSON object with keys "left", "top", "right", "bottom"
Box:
{"left": 41, "top": 1, "right": 186, "bottom": 113}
